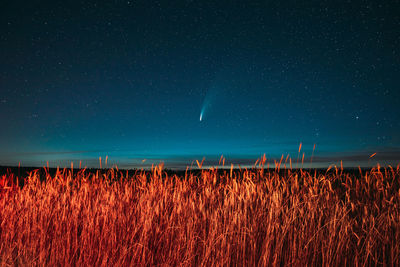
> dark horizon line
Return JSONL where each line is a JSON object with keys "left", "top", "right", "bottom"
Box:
{"left": 0, "top": 165, "right": 390, "bottom": 173}
{"left": 1, "top": 150, "right": 399, "bottom": 170}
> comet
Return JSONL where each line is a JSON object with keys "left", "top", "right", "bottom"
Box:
{"left": 199, "top": 104, "right": 207, "bottom": 121}
{"left": 199, "top": 85, "right": 222, "bottom": 122}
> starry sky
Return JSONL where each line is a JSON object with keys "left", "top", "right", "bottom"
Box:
{"left": 1, "top": 0, "right": 399, "bottom": 168}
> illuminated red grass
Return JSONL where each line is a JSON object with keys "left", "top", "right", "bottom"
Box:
{"left": 0, "top": 160, "right": 399, "bottom": 266}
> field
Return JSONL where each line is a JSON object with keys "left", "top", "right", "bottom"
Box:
{"left": 0, "top": 159, "right": 399, "bottom": 266}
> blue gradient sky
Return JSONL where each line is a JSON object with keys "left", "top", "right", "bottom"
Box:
{"left": 1, "top": 0, "right": 399, "bottom": 168}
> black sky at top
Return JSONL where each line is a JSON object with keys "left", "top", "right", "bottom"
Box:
{"left": 0, "top": 0, "right": 399, "bottom": 167}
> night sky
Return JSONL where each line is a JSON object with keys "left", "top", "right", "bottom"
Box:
{"left": 1, "top": 0, "right": 399, "bottom": 168}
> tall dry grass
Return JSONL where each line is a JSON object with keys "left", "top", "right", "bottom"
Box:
{"left": 0, "top": 161, "right": 399, "bottom": 266}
